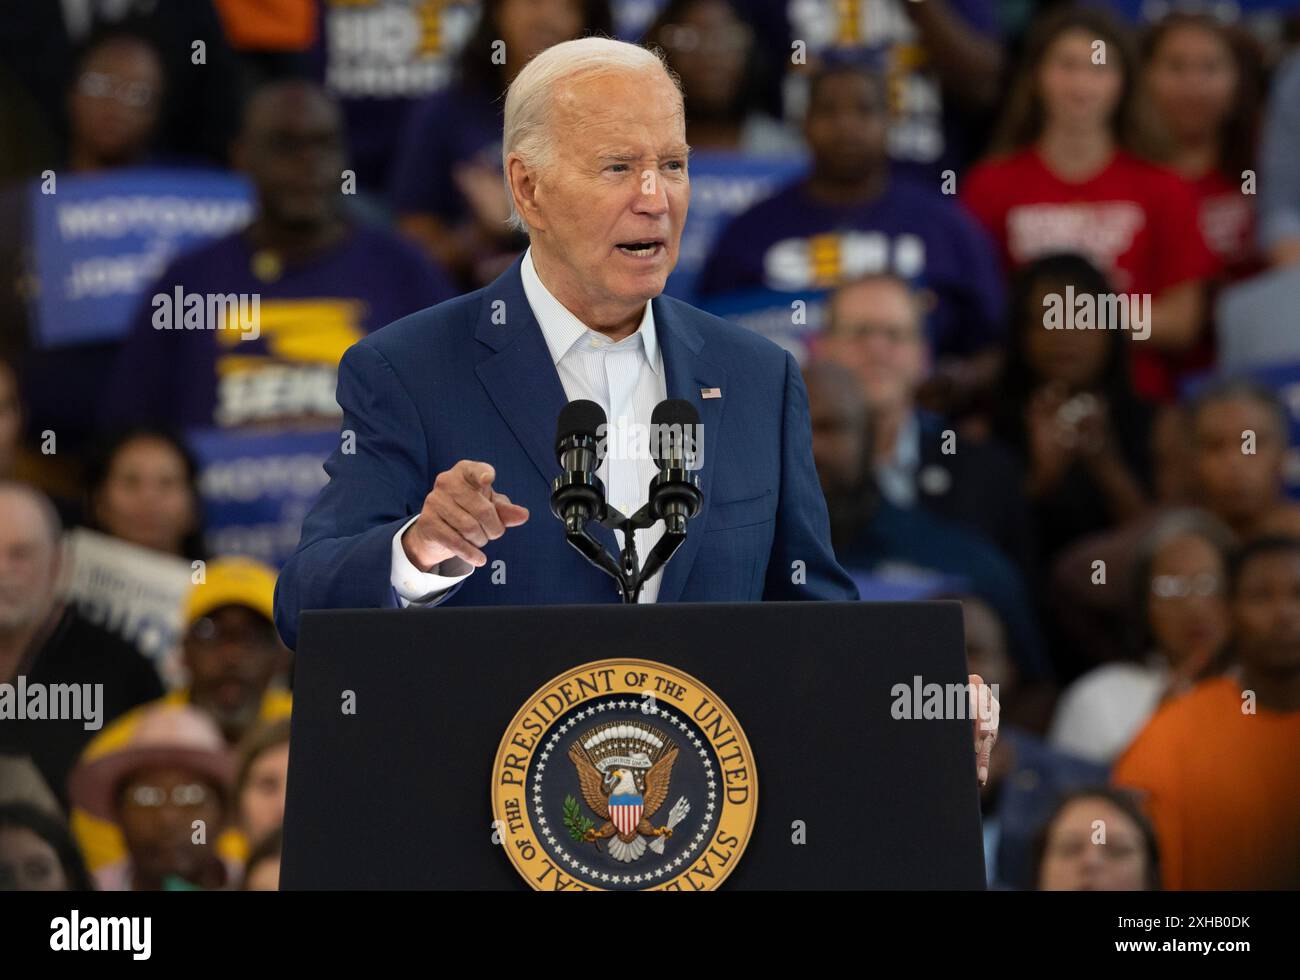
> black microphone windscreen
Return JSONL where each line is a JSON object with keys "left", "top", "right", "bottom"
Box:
{"left": 651, "top": 398, "right": 700, "bottom": 430}
{"left": 651, "top": 399, "right": 700, "bottom": 467}
{"left": 556, "top": 399, "right": 607, "bottom": 446}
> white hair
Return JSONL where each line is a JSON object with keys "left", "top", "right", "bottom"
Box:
{"left": 502, "top": 37, "right": 681, "bottom": 234}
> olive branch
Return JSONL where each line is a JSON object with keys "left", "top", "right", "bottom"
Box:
{"left": 563, "top": 794, "right": 596, "bottom": 843}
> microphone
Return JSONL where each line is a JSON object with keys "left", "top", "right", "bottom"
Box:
{"left": 549, "top": 399, "right": 703, "bottom": 602}
{"left": 550, "top": 399, "right": 607, "bottom": 532}
{"left": 649, "top": 399, "right": 703, "bottom": 535}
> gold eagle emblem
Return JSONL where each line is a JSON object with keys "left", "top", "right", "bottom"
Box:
{"left": 567, "top": 722, "right": 687, "bottom": 864}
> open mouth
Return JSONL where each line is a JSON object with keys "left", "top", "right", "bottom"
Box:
{"left": 615, "top": 239, "right": 664, "bottom": 259}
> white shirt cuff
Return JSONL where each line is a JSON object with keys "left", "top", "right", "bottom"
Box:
{"left": 390, "top": 515, "right": 474, "bottom": 606}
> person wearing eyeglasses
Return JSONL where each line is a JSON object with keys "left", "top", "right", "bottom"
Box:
{"left": 68, "top": 703, "right": 238, "bottom": 890}
{"left": 1032, "top": 787, "right": 1160, "bottom": 891}
{"left": 818, "top": 272, "right": 1032, "bottom": 577}
{"left": 1113, "top": 534, "right": 1300, "bottom": 890}
{"left": 69, "top": 557, "right": 291, "bottom": 877}
{"left": 1049, "top": 509, "right": 1235, "bottom": 765}
{"left": 643, "top": 0, "right": 801, "bottom": 159}
{"left": 65, "top": 27, "right": 165, "bottom": 173}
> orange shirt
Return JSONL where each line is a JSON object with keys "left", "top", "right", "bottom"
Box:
{"left": 214, "top": 0, "right": 316, "bottom": 51}
{"left": 1113, "top": 676, "right": 1300, "bottom": 890}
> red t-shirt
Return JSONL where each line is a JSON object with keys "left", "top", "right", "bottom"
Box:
{"left": 1175, "top": 170, "right": 1264, "bottom": 384}
{"left": 962, "top": 147, "right": 1218, "bottom": 401}
{"left": 1192, "top": 169, "right": 1260, "bottom": 283}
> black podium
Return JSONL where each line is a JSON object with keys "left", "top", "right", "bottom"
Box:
{"left": 281, "top": 601, "right": 986, "bottom": 889}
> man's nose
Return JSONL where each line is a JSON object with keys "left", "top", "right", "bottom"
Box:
{"left": 137, "top": 481, "right": 167, "bottom": 505}
{"left": 631, "top": 174, "right": 670, "bottom": 216}
{"left": 862, "top": 333, "right": 893, "bottom": 357}
{"left": 155, "top": 803, "right": 190, "bottom": 832}
{"left": 216, "top": 640, "right": 250, "bottom": 666}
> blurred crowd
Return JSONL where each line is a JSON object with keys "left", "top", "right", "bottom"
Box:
{"left": 2, "top": 0, "right": 1300, "bottom": 892}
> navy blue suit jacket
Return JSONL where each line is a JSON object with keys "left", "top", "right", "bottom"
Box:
{"left": 274, "top": 255, "right": 856, "bottom": 649}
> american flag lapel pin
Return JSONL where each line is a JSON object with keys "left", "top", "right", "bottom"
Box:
{"left": 700, "top": 387, "right": 722, "bottom": 399}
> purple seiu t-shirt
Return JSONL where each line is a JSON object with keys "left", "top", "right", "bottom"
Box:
{"left": 696, "top": 174, "right": 1006, "bottom": 356}
{"left": 105, "top": 224, "right": 456, "bottom": 430}
{"left": 308, "top": 0, "right": 480, "bottom": 191}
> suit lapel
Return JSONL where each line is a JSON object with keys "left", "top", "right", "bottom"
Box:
{"left": 473, "top": 257, "right": 622, "bottom": 558}
{"left": 654, "top": 296, "right": 727, "bottom": 603}
{"left": 473, "top": 257, "right": 568, "bottom": 490}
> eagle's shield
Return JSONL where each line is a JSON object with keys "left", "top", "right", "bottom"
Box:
{"left": 609, "top": 794, "right": 643, "bottom": 836}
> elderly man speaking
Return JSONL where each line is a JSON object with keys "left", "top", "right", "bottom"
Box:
{"left": 274, "top": 37, "right": 997, "bottom": 779}
{"left": 274, "top": 36, "right": 857, "bottom": 636}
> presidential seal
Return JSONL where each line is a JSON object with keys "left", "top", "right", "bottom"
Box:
{"left": 491, "top": 659, "right": 757, "bottom": 891}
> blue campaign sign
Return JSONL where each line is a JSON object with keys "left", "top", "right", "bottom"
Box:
{"left": 699, "top": 285, "right": 828, "bottom": 365}
{"left": 664, "top": 151, "right": 807, "bottom": 305}
{"left": 188, "top": 427, "right": 339, "bottom": 569}
{"left": 28, "top": 168, "right": 254, "bottom": 348}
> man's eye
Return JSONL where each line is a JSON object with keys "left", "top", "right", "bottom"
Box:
{"left": 607, "top": 164, "right": 630, "bottom": 173}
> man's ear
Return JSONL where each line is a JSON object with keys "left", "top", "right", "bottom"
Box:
{"left": 507, "top": 154, "right": 545, "bottom": 232}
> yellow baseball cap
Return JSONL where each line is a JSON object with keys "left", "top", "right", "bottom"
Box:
{"left": 185, "top": 557, "right": 278, "bottom": 626}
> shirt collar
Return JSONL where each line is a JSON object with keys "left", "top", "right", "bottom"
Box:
{"left": 520, "top": 246, "right": 659, "bottom": 373}
{"left": 894, "top": 411, "right": 921, "bottom": 471}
